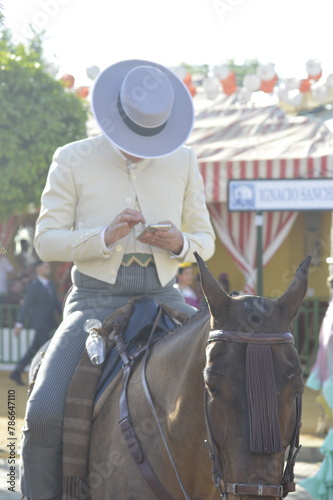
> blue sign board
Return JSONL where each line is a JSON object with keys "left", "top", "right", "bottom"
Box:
{"left": 228, "top": 179, "right": 333, "bottom": 211}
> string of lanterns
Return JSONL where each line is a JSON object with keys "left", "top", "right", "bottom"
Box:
{"left": 182, "top": 59, "right": 333, "bottom": 112}
{"left": 55, "top": 59, "right": 333, "bottom": 113}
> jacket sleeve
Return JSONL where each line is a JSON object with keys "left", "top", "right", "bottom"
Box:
{"left": 34, "top": 149, "right": 111, "bottom": 263}
{"left": 181, "top": 148, "right": 215, "bottom": 262}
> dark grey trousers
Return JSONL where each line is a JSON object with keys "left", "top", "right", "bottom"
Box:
{"left": 20, "top": 264, "right": 196, "bottom": 499}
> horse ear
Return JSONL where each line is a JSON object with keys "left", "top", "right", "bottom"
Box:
{"left": 275, "top": 255, "right": 312, "bottom": 320}
{"left": 194, "top": 252, "right": 231, "bottom": 319}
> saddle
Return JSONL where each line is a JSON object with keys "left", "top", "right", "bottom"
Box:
{"left": 62, "top": 296, "right": 189, "bottom": 500}
{"left": 94, "top": 296, "right": 182, "bottom": 413}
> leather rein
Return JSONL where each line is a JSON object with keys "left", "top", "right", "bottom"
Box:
{"left": 118, "top": 306, "right": 191, "bottom": 500}
{"left": 204, "top": 330, "right": 303, "bottom": 498}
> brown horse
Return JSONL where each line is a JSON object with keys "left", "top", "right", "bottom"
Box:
{"left": 88, "top": 254, "right": 311, "bottom": 499}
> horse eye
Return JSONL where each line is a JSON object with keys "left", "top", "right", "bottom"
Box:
{"left": 205, "top": 383, "right": 219, "bottom": 397}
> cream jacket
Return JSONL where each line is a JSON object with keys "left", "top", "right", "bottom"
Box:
{"left": 35, "top": 134, "right": 215, "bottom": 286}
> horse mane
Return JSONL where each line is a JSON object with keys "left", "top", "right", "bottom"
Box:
{"left": 168, "top": 305, "right": 210, "bottom": 336}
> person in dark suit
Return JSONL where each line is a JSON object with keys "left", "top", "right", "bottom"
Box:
{"left": 9, "top": 259, "right": 62, "bottom": 385}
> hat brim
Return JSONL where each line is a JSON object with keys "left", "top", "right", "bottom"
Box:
{"left": 91, "top": 59, "right": 194, "bottom": 158}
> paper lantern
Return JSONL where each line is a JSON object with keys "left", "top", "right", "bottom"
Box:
{"left": 86, "top": 65, "right": 100, "bottom": 80}
{"left": 76, "top": 86, "right": 89, "bottom": 99}
{"left": 299, "top": 79, "right": 311, "bottom": 93}
{"left": 188, "top": 84, "right": 197, "bottom": 97}
{"left": 60, "top": 73, "right": 75, "bottom": 88}
{"left": 306, "top": 59, "right": 322, "bottom": 81}
{"left": 243, "top": 74, "right": 261, "bottom": 92}
{"left": 220, "top": 71, "right": 237, "bottom": 95}
{"left": 260, "top": 75, "right": 278, "bottom": 93}
{"left": 257, "top": 63, "right": 276, "bottom": 81}
{"left": 203, "top": 75, "right": 220, "bottom": 100}
{"left": 44, "top": 62, "right": 59, "bottom": 78}
{"left": 183, "top": 73, "right": 192, "bottom": 85}
{"left": 214, "top": 64, "right": 231, "bottom": 80}
{"left": 182, "top": 73, "right": 196, "bottom": 97}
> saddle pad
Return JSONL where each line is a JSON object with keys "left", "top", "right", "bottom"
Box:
{"left": 94, "top": 297, "right": 176, "bottom": 411}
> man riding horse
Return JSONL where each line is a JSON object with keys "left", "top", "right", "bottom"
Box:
{"left": 20, "top": 60, "right": 215, "bottom": 500}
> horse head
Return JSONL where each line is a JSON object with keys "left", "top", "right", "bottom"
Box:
{"left": 195, "top": 252, "right": 311, "bottom": 500}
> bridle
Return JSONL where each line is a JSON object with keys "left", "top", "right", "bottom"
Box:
{"left": 204, "top": 329, "right": 303, "bottom": 498}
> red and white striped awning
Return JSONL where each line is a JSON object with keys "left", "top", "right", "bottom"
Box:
{"left": 188, "top": 102, "right": 333, "bottom": 203}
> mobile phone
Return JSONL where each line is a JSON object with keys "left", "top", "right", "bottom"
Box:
{"left": 137, "top": 223, "right": 172, "bottom": 239}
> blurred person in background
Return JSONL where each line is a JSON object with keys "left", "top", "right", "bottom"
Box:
{"left": 9, "top": 260, "right": 62, "bottom": 386}
{"left": 174, "top": 262, "right": 201, "bottom": 309}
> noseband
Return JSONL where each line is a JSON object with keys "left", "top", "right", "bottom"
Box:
{"left": 204, "top": 330, "right": 302, "bottom": 498}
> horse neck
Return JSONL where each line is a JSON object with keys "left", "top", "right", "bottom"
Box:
{"left": 155, "top": 308, "right": 211, "bottom": 410}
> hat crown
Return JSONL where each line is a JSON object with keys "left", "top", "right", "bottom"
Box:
{"left": 119, "top": 66, "right": 174, "bottom": 128}
{"left": 91, "top": 59, "right": 194, "bottom": 158}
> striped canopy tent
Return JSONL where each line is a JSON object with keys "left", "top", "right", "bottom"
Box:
{"left": 188, "top": 100, "right": 333, "bottom": 293}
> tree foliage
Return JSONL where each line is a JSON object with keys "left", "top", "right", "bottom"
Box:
{"left": 0, "top": 30, "right": 88, "bottom": 220}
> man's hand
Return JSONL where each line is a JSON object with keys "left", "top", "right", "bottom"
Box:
{"left": 137, "top": 221, "right": 184, "bottom": 255}
{"left": 104, "top": 209, "right": 146, "bottom": 247}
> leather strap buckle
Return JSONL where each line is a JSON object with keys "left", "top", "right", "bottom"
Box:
{"left": 231, "top": 483, "right": 239, "bottom": 495}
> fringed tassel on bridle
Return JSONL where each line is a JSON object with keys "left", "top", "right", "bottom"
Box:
{"left": 246, "top": 343, "right": 282, "bottom": 454}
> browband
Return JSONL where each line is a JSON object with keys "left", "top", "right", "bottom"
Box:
{"left": 208, "top": 330, "right": 295, "bottom": 345}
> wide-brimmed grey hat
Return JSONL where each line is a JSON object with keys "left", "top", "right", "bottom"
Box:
{"left": 91, "top": 59, "right": 194, "bottom": 158}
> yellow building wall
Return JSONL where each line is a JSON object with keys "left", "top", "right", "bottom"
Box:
{"left": 205, "top": 210, "right": 332, "bottom": 299}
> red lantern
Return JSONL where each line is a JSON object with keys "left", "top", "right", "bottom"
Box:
{"left": 60, "top": 74, "right": 75, "bottom": 88}
{"left": 76, "top": 86, "right": 89, "bottom": 99}
{"left": 220, "top": 71, "right": 237, "bottom": 95}
{"left": 182, "top": 73, "right": 196, "bottom": 97}
{"left": 260, "top": 75, "right": 278, "bottom": 93}
{"left": 188, "top": 84, "right": 197, "bottom": 97}
{"left": 299, "top": 79, "right": 311, "bottom": 93}
{"left": 183, "top": 73, "right": 192, "bottom": 85}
